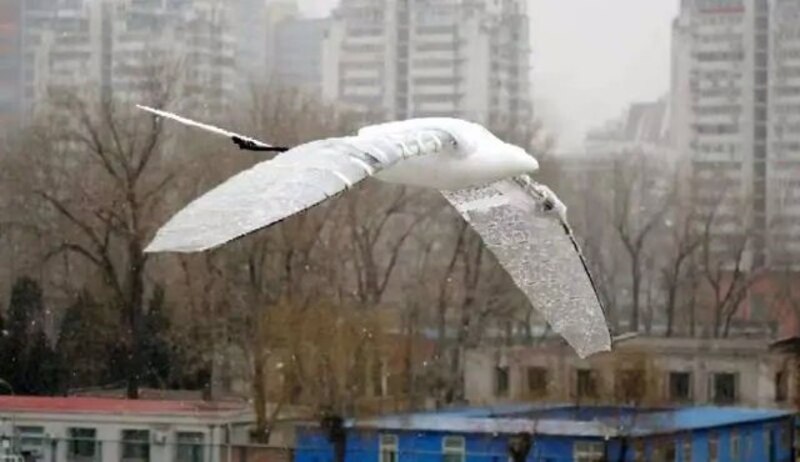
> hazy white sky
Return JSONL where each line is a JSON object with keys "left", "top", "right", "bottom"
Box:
{"left": 297, "top": 0, "right": 680, "bottom": 151}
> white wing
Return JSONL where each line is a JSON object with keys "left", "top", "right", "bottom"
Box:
{"left": 441, "top": 179, "right": 611, "bottom": 358}
{"left": 145, "top": 128, "right": 453, "bottom": 253}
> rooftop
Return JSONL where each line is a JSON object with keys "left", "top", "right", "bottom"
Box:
{"left": 0, "top": 396, "right": 249, "bottom": 417}
{"left": 348, "top": 405, "right": 793, "bottom": 438}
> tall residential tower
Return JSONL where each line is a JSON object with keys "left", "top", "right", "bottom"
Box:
{"left": 671, "top": 0, "right": 800, "bottom": 268}
{"left": 322, "top": 0, "right": 532, "bottom": 132}
{"left": 16, "top": 0, "right": 240, "bottom": 121}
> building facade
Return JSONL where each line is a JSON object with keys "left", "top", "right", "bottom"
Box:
{"left": 0, "top": 0, "right": 21, "bottom": 130}
{"left": 671, "top": 0, "right": 800, "bottom": 269}
{"left": 16, "top": 0, "right": 238, "bottom": 122}
{"left": 272, "top": 18, "right": 328, "bottom": 95}
{"left": 769, "top": 0, "right": 800, "bottom": 268}
{"left": 321, "top": 0, "right": 532, "bottom": 131}
{"left": 0, "top": 396, "right": 258, "bottom": 462}
{"left": 464, "top": 337, "right": 796, "bottom": 410}
{"left": 295, "top": 405, "right": 795, "bottom": 461}
{"left": 231, "top": 0, "right": 268, "bottom": 86}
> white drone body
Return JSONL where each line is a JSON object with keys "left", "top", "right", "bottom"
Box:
{"left": 138, "top": 105, "right": 611, "bottom": 358}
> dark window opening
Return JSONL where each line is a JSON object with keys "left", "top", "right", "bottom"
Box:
{"left": 669, "top": 372, "right": 692, "bottom": 402}
{"left": 526, "top": 367, "right": 548, "bottom": 395}
{"left": 711, "top": 373, "right": 738, "bottom": 405}
{"left": 615, "top": 369, "right": 646, "bottom": 403}
{"left": 775, "top": 371, "right": 787, "bottom": 402}
{"left": 494, "top": 366, "right": 509, "bottom": 397}
{"left": 576, "top": 369, "right": 598, "bottom": 399}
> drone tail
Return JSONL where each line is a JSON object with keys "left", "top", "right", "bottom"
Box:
{"left": 136, "top": 104, "right": 287, "bottom": 152}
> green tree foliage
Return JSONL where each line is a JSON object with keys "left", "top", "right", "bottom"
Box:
{"left": 0, "top": 276, "right": 61, "bottom": 395}
{"left": 57, "top": 290, "right": 122, "bottom": 390}
{"left": 140, "top": 285, "right": 174, "bottom": 388}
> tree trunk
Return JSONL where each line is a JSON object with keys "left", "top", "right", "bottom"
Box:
{"left": 251, "top": 350, "right": 270, "bottom": 443}
{"left": 643, "top": 277, "right": 653, "bottom": 335}
{"left": 125, "top": 243, "right": 145, "bottom": 399}
{"left": 665, "top": 286, "right": 677, "bottom": 337}
{"left": 713, "top": 294, "right": 722, "bottom": 338}
{"left": 630, "top": 259, "right": 640, "bottom": 332}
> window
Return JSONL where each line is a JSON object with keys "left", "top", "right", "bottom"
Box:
{"left": 16, "top": 426, "right": 44, "bottom": 454}
{"left": 576, "top": 369, "right": 597, "bottom": 399}
{"left": 775, "top": 371, "right": 787, "bottom": 403}
{"left": 731, "top": 431, "right": 740, "bottom": 461}
{"left": 766, "top": 428, "right": 774, "bottom": 457}
{"left": 121, "top": 430, "right": 150, "bottom": 462}
{"left": 710, "top": 373, "right": 738, "bottom": 404}
{"left": 744, "top": 432, "right": 756, "bottom": 459}
{"left": 633, "top": 440, "right": 645, "bottom": 462}
{"left": 574, "top": 441, "right": 604, "bottom": 462}
{"left": 494, "top": 366, "right": 509, "bottom": 397}
{"left": 664, "top": 441, "right": 676, "bottom": 461}
{"left": 615, "top": 369, "right": 645, "bottom": 403}
{"left": 669, "top": 372, "right": 692, "bottom": 402}
{"left": 175, "top": 432, "right": 204, "bottom": 462}
{"left": 379, "top": 434, "right": 398, "bottom": 462}
{"left": 781, "top": 424, "right": 791, "bottom": 450}
{"left": 68, "top": 428, "right": 97, "bottom": 461}
{"left": 652, "top": 442, "right": 676, "bottom": 462}
{"left": 526, "top": 367, "right": 548, "bottom": 395}
{"left": 794, "top": 427, "right": 800, "bottom": 458}
{"left": 442, "top": 436, "right": 464, "bottom": 462}
{"left": 708, "top": 434, "right": 718, "bottom": 462}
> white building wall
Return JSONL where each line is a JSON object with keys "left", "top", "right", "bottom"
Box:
{"left": 322, "top": 0, "right": 531, "bottom": 129}
{"left": 673, "top": 0, "right": 800, "bottom": 268}
{"left": 20, "top": 0, "right": 237, "bottom": 121}
{"left": 0, "top": 410, "right": 249, "bottom": 462}
{"left": 769, "top": 0, "right": 800, "bottom": 266}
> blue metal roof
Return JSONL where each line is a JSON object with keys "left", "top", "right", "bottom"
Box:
{"left": 346, "top": 406, "right": 793, "bottom": 438}
{"left": 627, "top": 406, "right": 793, "bottom": 436}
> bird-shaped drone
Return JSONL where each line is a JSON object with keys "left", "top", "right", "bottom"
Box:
{"left": 138, "top": 105, "right": 611, "bottom": 358}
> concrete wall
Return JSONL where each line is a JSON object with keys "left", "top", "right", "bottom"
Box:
{"left": 464, "top": 337, "right": 796, "bottom": 409}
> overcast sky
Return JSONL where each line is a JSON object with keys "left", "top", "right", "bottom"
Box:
{"left": 297, "top": 0, "right": 680, "bottom": 152}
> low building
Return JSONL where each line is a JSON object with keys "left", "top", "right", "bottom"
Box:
{"left": 464, "top": 336, "right": 797, "bottom": 409}
{"left": 0, "top": 396, "right": 278, "bottom": 462}
{"left": 294, "top": 405, "right": 795, "bottom": 461}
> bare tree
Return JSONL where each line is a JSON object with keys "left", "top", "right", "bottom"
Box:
{"left": 11, "top": 81, "right": 179, "bottom": 398}
{"left": 339, "top": 184, "right": 438, "bottom": 308}
{"left": 612, "top": 152, "right": 672, "bottom": 333}
{"left": 660, "top": 171, "right": 703, "bottom": 337}
{"left": 696, "top": 191, "right": 764, "bottom": 338}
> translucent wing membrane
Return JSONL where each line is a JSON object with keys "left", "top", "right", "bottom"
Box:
{"left": 441, "top": 180, "right": 612, "bottom": 358}
{"left": 145, "top": 131, "right": 453, "bottom": 253}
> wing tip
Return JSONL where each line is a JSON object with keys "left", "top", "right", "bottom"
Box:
{"left": 143, "top": 235, "right": 213, "bottom": 254}
{"left": 574, "top": 342, "right": 613, "bottom": 360}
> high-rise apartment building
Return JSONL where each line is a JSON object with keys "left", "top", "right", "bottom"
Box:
{"left": 273, "top": 17, "right": 328, "bottom": 95}
{"left": 16, "top": 0, "right": 238, "bottom": 121}
{"left": 670, "top": 0, "right": 800, "bottom": 268}
{"left": 232, "top": 0, "right": 268, "bottom": 84}
{"left": 769, "top": 0, "right": 800, "bottom": 267}
{"left": 322, "top": 0, "right": 532, "bottom": 131}
{"left": 0, "top": 0, "right": 21, "bottom": 129}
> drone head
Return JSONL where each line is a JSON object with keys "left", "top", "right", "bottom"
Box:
{"left": 528, "top": 182, "right": 568, "bottom": 223}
